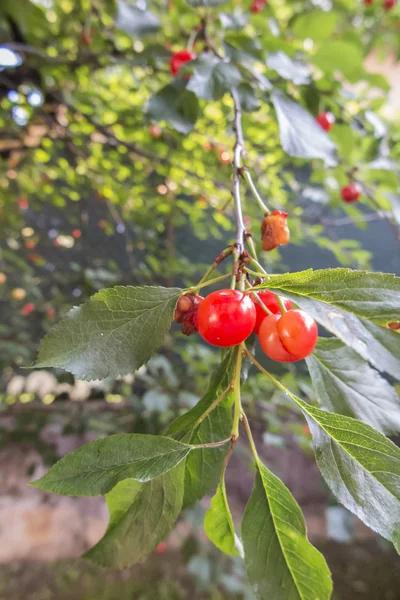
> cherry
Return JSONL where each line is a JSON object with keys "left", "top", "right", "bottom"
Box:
{"left": 251, "top": 0, "right": 267, "bottom": 12}
{"left": 341, "top": 183, "right": 362, "bottom": 203}
{"left": 252, "top": 291, "right": 293, "bottom": 334}
{"left": 18, "top": 197, "right": 29, "bottom": 210}
{"left": 20, "top": 302, "right": 35, "bottom": 316}
{"left": 383, "top": 0, "right": 396, "bottom": 8}
{"left": 261, "top": 211, "right": 290, "bottom": 251}
{"left": 197, "top": 289, "right": 256, "bottom": 347}
{"left": 316, "top": 112, "right": 335, "bottom": 132}
{"left": 364, "top": 0, "right": 374, "bottom": 4}
{"left": 72, "top": 229, "right": 82, "bottom": 239}
{"left": 259, "top": 309, "right": 318, "bottom": 362}
{"left": 170, "top": 50, "right": 195, "bottom": 76}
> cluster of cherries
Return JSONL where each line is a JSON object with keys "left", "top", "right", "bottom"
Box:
{"left": 316, "top": 111, "right": 363, "bottom": 204}
{"left": 175, "top": 289, "right": 318, "bottom": 362}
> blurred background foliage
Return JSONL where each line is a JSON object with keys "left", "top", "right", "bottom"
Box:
{"left": 0, "top": 0, "right": 400, "bottom": 597}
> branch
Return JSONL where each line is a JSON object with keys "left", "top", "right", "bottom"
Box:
{"left": 231, "top": 88, "right": 246, "bottom": 254}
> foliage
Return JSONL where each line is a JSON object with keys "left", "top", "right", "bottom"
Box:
{"left": 1, "top": 0, "right": 400, "bottom": 598}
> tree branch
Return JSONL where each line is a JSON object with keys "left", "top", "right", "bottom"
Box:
{"left": 231, "top": 88, "right": 246, "bottom": 254}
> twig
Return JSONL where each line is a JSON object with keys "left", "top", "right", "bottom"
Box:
{"left": 231, "top": 88, "right": 247, "bottom": 254}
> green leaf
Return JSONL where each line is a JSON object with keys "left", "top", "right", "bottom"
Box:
{"left": 291, "top": 10, "right": 339, "bottom": 40}
{"left": 271, "top": 92, "right": 337, "bottom": 166}
{"left": 116, "top": 1, "right": 160, "bottom": 36}
{"left": 267, "top": 51, "right": 310, "bottom": 85}
{"left": 312, "top": 41, "right": 363, "bottom": 82}
{"left": 242, "top": 461, "right": 332, "bottom": 600}
{"left": 147, "top": 81, "right": 200, "bottom": 134}
{"left": 306, "top": 338, "right": 400, "bottom": 433}
{"left": 274, "top": 382, "right": 400, "bottom": 552}
{"left": 260, "top": 268, "right": 400, "bottom": 326}
{"left": 237, "top": 83, "right": 261, "bottom": 112}
{"left": 34, "top": 286, "right": 181, "bottom": 380}
{"left": 204, "top": 479, "right": 239, "bottom": 555}
{"left": 187, "top": 55, "right": 242, "bottom": 101}
{"left": 85, "top": 463, "right": 185, "bottom": 568}
{"left": 31, "top": 434, "right": 191, "bottom": 496}
{"left": 168, "top": 350, "right": 236, "bottom": 507}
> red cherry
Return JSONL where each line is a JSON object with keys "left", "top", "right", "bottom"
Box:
{"left": 250, "top": 0, "right": 267, "bottom": 12}
{"left": 259, "top": 309, "right": 318, "bottom": 362}
{"left": 169, "top": 50, "right": 195, "bottom": 76}
{"left": 316, "top": 112, "right": 335, "bottom": 132}
{"left": 383, "top": 0, "right": 396, "bottom": 8}
{"left": 197, "top": 290, "right": 256, "bottom": 347}
{"left": 341, "top": 183, "right": 362, "bottom": 203}
{"left": 364, "top": 0, "right": 374, "bottom": 4}
{"left": 46, "top": 308, "right": 56, "bottom": 318}
{"left": 18, "top": 197, "right": 29, "bottom": 210}
{"left": 20, "top": 302, "right": 35, "bottom": 316}
{"left": 72, "top": 229, "right": 82, "bottom": 239}
{"left": 252, "top": 291, "right": 293, "bottom": 334}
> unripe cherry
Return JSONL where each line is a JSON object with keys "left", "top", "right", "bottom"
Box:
{"left": 341, "top": 183, "right": 362, "bottom": 203}
{"left": 316, "top": 112, "right": 335, "bottom": 132}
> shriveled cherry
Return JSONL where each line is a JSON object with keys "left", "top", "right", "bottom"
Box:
{"left": 259, "top": 309, "right": 318, "bottom": 362}
{"left": 175, "top": 294, "right": 203, "bottom": 336}
{"left": 341, "top": 183, "right": 362, "bottom": 203}
{"left": 252, "top": 290, "right": 292, "bottom": 334}
{"left": 261, "top": 211, "right": 290, "bottom": 251}
{"left": 316, "top": 112, "right": 335, "bottom": 132}
{"left": 197, "top": 289, "right": 256, "bottom": 347}
{"left": 170, "top": 50, "right": 195, "bottom": 76}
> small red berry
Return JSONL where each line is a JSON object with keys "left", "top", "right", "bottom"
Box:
{"left": 261, "top": 211, "right": 290, "bottom": 252}
{"left": 383, "top": 0, "right": 396, "bottom": 9}
{"left": 170, "top": 50, "right": 195, "bottom": 76}
{"left": 250, "top": 0, "right": 267, "bottom": 12}
{"left": 252, "top": 291, "right": 292, "bottom": 334}
{"left": 341, "top": 183, "right": 362, "bottom": 203}
{"left": 72, "top": 229, "right": 82, "bottom": 239}
{"left": 316, "top": 112, "right": 335, "bottom": 132}
{"left": 197, "top": 290, "right": 256, "bottom": 347}
{"left": 20, "top": 302, "right": 35, "bottom": 316}
{"left": 259, "top": 309, "right": 318, "bottom": 362}
{"left": 155, "top": 542, "right": 166, "bottom": 553}
{"left": 46, "top": 308, "right": 56, "bottom": 318}
{"left": 18, "top": 197, "right": 29, "bottom": 210}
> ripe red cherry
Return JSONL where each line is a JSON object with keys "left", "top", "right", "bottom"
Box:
{"left": 316, "top": 112, "right": 335, "bottom": 132}
{"left": 341, "top": 183, "right": 362, "bottom": 203}
{"left": 197, "top": 290, "right": 256, "bottom": 347}
{"left": 252, "top": 291, "right": 293, "bottom": 334}
{"left": 383, "top": 0, "right": 396, "bottom": 8}
{"left": 170, "top": 50, "right": 195, "bottom": 76}
{"left": 251, "top": 0, "right": 267, "bottom": 12}
{"left": 259, "top": 309, "right": 318, "bottom": 362}
{"left": 20, "top": 302, "right": 35, "bottom": 316}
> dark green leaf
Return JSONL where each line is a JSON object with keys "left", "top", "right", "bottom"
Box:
{"left": 306, "top": 338, "right": 400, "bottom": 433}
{"left": 291, "top": 10, "right": 339, "bottom": 40}
{"left": 116, "top": 1, "right": 160, "bottom": 36}
{"left": 275, "top": 382, "right": 400, "bottom": 552}
{"left": 34, "top": 286, "right": 181, "bottom": 380}
{"left": 224, "top": 33, "right": 265, "bottom": 62}
{"left": 242, "top": 461, "right": 332, "bottom": 600}
{"left": 85, "top": 463, "right": 185, "bottom": 568}
{"left": 147, "top": 82, "right": 200, "bottom": 134}
{"left": 267, "top": 51, "right": 310, "bottom": 85}
{"left": 187, "top": 55, "right": 242, "bottom": 101}
{"left": 31, "top": 434, "right": 191, "bottom": 496}
{"left": 204, "top": 479, "right": 239, "bottom": 555}
{"left": 237, "top": 83, "right": 261, "bottom": 112}
{"left": 260, "top": 268, "right": 400, "bottom": 327}
{"left": 271, "top": 92, "right": 337, "bottom": 166}
{"left": 168, "top": 350, "right": 236, "bottom": 507}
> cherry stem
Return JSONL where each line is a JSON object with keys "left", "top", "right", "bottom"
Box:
{"left": 276, "top": 294, "right": 288, "bottom": 314}
{"left": 250, "top": 291, "right": 274, "bottom": 316}
{"left": 231, "top": 247, "right": 240, "bottom": 290}
{"left": 187, "top": 273, "right": 231, "bottom": 294}
{"left": 186, "top": 28, "right": 199, "bottom": 52}
{"left": 245, "top": 234, "right": 258, "bottom": 261}
{"left": 244, "top": 267, "right": 264, "bottom": 278}
{"left": 231, "top": 88, "right": 247, "bottom": 255}
{"left": 244, "top": 170, "right": 270, "bottom": 215}
{"left": 191, "top": 385, "right": 232, "bottom": 429}
{"left": 196, "top": 247, "right": 232, "bottom": 286}
{"left": 241, "top": 412, "right": 260, "bottom": 465}
{"left": 231, "top": 344, "right": 244, "bottom": 440}
{"left": 244, "top": 347, "right": 287, "bottom": 396}
{"left": 248, "top": 257, "right": 268, "bottom": 275}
